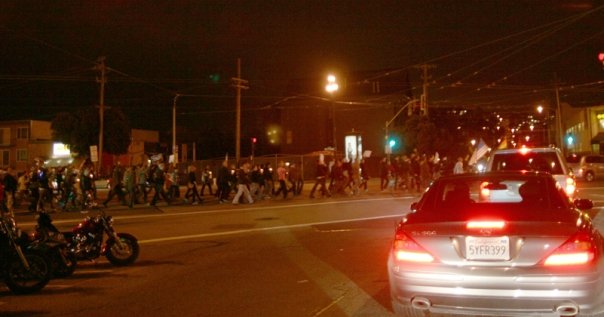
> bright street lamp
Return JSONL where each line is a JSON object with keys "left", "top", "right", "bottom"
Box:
{"left": 325, "top": 74, "right": 339, "bottom": 154}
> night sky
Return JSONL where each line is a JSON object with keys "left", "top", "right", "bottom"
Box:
{"left": 0, "top": 1, "right": 603, "bottom": 132}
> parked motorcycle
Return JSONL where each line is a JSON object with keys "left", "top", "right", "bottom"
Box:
{"left": 0, "top": 216, "right": 51, "bottom": 294}
{"left": 31, "top": 213, "right": 77, "bottom": 277}
{"left": 64, "top": 209, "right": 139, "bottom": 266}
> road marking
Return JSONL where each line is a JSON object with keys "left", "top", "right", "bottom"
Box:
{"left": 314, "top": 295, "right": 345, "bottom": 316}
{"left": 19, "top": 197, "right": 412, "bottom": 226}
{"left": 138, "top": 213, "right": 404, "bottom": 245}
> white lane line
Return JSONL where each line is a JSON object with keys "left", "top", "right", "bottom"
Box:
{"left": 314, "top": 295, "right": 345, "bottom": 316}
{"left": 19, "top": 196, "right": 412, "bottom": 226}
{"left": 138, "top": 213, "right": 404, "bottom": 245}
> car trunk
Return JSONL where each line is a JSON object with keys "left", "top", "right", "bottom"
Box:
{"left": 402, "top": 221, "right": 579, "bottom": 267}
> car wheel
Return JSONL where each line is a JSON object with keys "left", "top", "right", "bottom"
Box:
{"left": 585, "top": 171, "right": 595, "bottom": 182}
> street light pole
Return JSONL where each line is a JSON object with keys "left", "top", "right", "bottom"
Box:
{"left": 325, "top": 75, "right": 339, "bottom": 155}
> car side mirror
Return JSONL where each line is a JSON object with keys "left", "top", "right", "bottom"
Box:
{"left": 574, "top": 198, "right": 593, "bottom": 211}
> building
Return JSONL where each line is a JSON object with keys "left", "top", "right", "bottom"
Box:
{"left": 0, "top": 120, "right": 54, "bottom": 171}
{"left": 0, "top": 120, "right": 159, "bottom": 172}
{"left": 563, "top": 104, "right": 604, "bottom": 154}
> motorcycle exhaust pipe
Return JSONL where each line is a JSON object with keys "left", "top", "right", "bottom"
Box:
{"left": 411, "top": 296, "right": 431, "bottom": 310}
{"left": 556, "top": 302, "right": 579, "bottom": 317}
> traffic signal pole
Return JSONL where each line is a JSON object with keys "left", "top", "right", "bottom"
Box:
{"left": 384, "top": 99, "right": 419, "bottom": 159}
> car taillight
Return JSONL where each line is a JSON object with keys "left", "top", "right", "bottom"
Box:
{"left": 565, "top": 177, "right": 576, "bottom": 196}
{"left": 543, "top": 232, "right": 596, "bottom": 266}
{"left": 393, "top": 232, "right": 434, "bottom": 263}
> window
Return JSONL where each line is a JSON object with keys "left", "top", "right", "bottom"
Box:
{"left": 0, "top": 128, "right": 10, "bottom": 145}
{"left": 16, "top": 149, "right": 28, "bottom": 162}
{"left": 0, "top": 150, "right": 8, "bottom": 167}
{"left": 16, "top": 127, "right": 29, "bottom": 139}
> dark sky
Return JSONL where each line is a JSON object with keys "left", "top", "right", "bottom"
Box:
{"left": 0, "top": 0, "right": 603, "bottom": 129}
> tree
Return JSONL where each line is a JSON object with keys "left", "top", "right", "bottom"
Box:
{"left": 51, "top": 107, "right": 131, "bottom": 157}
{"left": 401, "top": 115, "right": 438, "bottom": 155}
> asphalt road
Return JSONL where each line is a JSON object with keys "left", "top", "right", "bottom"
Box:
{"left": 1, "top": 180, "right": 603, "bottom": 317}
{"left": 1, "top": 180, "right": 418, "bottom": 317}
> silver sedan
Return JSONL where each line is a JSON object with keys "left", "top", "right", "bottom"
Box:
{"left": 388, "top": 171, "right": 604, "bottom": 317}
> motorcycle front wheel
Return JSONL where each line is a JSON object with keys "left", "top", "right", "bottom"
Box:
{"left": 106, "top": 233, "right": 139, "bottom": 266}
{"left": 53, "top": 249, "right": 77, "bottom": 278}
{"left": 4, "top": 251, "right": 51, "bottom": 294}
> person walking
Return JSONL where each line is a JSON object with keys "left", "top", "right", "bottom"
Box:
{"left": 3, "top": 167, "right": 17, "bottom": 217}
{"left": 453, "top": 157, "right": 464, "bottom": 174}
{"left": 249, "top": 164, "right": 262, "bottom": 200}
{"left": 200, "top": 165, "right": 214, "bottom": 196}
{"left": 360, "top": 159, "right": 369, "bottom": 192}
{"left": 263, "top": 162, "right": 275, "bottom": 197}
{"left": 273, "top": 161, "right": 289, "bottom": 199}
{"left": 167, "top": 164, "right": 180, "bottom": 200}
{"left": 123, "top": 165, "right": 135, "bottom": 208}
{"left": 309, "top": 160, "right": 330, "bottom": 198}
{"left": 379, "top": 158, "right": 390, "bottom": 191}
{"left": 78, "top": 159, "right": 95, "bottom": 209}
{"left": 135, "top": 163, "right": 149, "bottom": 204}
{"left": 35, "top": 159, "right": 52, "bottom": 212}
{"left": 216, "top": 161, "right": 231, "bottom": 203}
{"left": 184, "top": 165, "right": 203, "bottom": 205}
{"left": 150, "top": 162, "right": 171, "bottom": 206}
{"left": 232, "top": 162, "right": 254, "bottom": 204}
{"left": 103, "top": 162, "right": 126, "bottom": 207}
{"left": 288, "top": 163, "right": 303, "bottom": 196}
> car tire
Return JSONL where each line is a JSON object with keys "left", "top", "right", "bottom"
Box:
{"left": 585, "top": 171, "right": 595, "bottom": 182}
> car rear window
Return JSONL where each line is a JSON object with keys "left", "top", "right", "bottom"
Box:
{"left": 416, "top": 176, "right": 572, "bottom": 222}
{"left": 585, "top": 156, "right": 604, "bottom": 164}
{"left": 491, "top": 152, "right": 564, "bottom": 174}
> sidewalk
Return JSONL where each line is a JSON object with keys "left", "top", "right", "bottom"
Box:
{"left": 11, "top": 178, "right": 423, "bottom": 223}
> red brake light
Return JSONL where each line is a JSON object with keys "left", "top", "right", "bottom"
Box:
{"left": 467, "top": 220, "right": 506, "bottom": 229}
{"left": 543, "top": 232, "right": 596, "bottom": 266}
{"left": 393, "top": 232, "right": 434, "bottom": 263}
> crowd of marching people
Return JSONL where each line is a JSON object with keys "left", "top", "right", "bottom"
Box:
{"left": 377, "top": 151, "right": 453, "bottom": 194}
{"left": 0, "top": 151, "right": 457, "bottom": 214}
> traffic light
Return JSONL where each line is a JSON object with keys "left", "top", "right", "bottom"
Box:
{"left": 389, "top": 139, "right": 396, "bottom": 148}
{"left": 599, "top": 52, "right": 604, "bottom": 68}
{"left": 209, "top": 73, "right": 220, "bottom": 83}
{"left": 251, "top": 137, "right": 257, "bottom": 144}
{"left": 566, "top": 134, "right": 574, "bottom": 146}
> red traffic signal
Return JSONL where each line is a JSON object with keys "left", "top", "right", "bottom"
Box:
{"left": 599, "top": 52, "right": 604, "bottom": 62}
{"left": 251, "top": 137, "right": 257, "bottom": 143}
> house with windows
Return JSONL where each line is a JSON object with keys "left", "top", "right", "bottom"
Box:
{"left": 0, "top": 120, "right": 160, "bottom": 173}
{"left": 0, "top": 120, "right": 54, "bottom": 172}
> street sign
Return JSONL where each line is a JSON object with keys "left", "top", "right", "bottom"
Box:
{"left": 90, "top": 145, "right": 98, "bottom": 162}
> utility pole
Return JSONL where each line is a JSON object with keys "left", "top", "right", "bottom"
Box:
{"left": 96, "top": 57, "right": 107, "bottom": 176}
{"left": 231, "top": 58, "right": 249, "bottom": 164}
{"left": 414, "top": 64, "right": 436, "bottom": 116}
{"left": 172, "top": 94, "right": 179, "bottom": 164}
{"left": 554, "top": 74, "right": 564, "bottom": 154}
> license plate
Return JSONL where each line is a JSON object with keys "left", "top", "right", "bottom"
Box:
{"left": 465, "top": 236, "right": 510, "bottom": 260}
